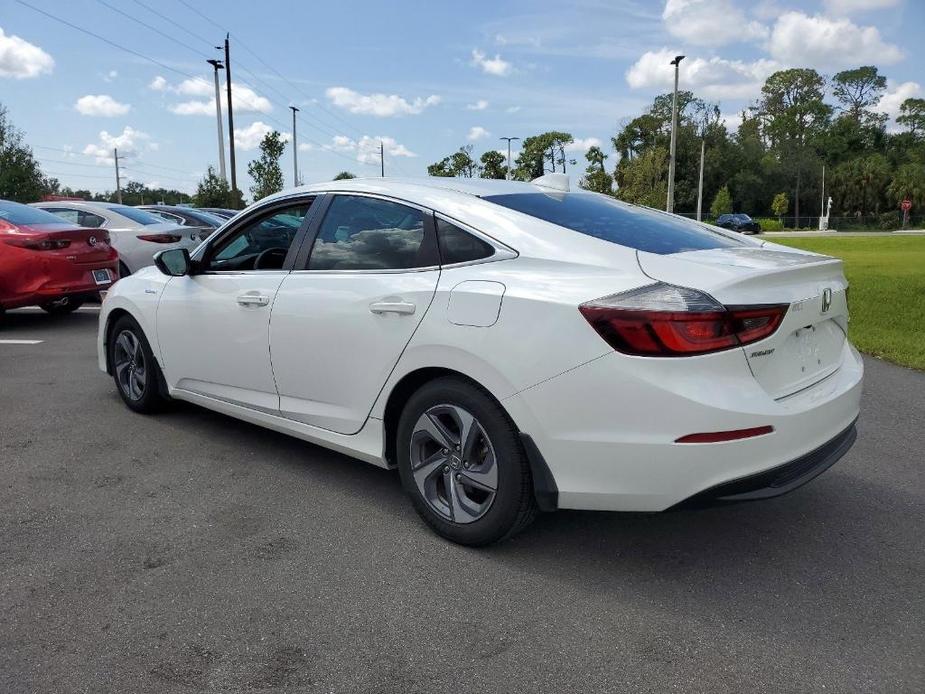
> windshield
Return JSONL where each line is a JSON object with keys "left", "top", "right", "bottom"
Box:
{"left": 104, "top": 205, "right": 165, "bottom": 225}
{"left": 483, "top": 192, "right": 745, "bottom": 255}
{"left": 735, "top": 214, "right": 752, "bottom": 222}
{"left": 0, "top": 201, "right": 74, "bottom": 226}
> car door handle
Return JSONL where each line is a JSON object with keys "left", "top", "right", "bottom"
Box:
{"left": 237, "top": 293, "right": 270, "bottom": 307}
{"left": 369, "top": 300, "right": 416, "bottom": 315}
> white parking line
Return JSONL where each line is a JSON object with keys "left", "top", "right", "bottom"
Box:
{"left": 0, "top": 339, "right": 44, "bottom": 345}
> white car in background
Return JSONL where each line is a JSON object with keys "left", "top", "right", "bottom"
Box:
{"left": 32, "top": 201, "right": 200, "bottom": 276}
{"left": 96, "top": 176, "right": 863, "bottom": 545}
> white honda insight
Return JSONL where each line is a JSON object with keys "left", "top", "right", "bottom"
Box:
{"left": 97, "top": 175, "right": 862, "bottom": 545}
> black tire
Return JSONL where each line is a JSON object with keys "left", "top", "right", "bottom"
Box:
{"left": 119, "top": 261, "right": 131, "bottom": 278}
{"left": 396, "top": 377, "right": 537, "bottom": 546}
{"left": 40, "top": 297, "right": 83, "bottom": 314}
{"left": 107, "top": 315, "right": 168, "bottom": 414}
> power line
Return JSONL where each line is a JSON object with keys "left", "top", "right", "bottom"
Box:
{"left": 131, "top": 0, "right": 215, "bottom": 48}
{"left": 15, "top": 0, "right": 198, "bottom": 81}
{"left": 94, "top": 0, "right": 211, "bottom": 60}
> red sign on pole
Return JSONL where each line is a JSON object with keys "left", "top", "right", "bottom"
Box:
{"left": 901, "top": 199, "right": 912, "bottom": 212}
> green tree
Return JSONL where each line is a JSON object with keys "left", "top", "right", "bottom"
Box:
{"left": 193, "top": 166, "right": 233, "bottom": 207}
{"left": 580, "top": 145, "right": 613, "bottom": 194}
{"left": 887, "top": 163, "right": 925, "bottom": 207}
{"left": 771, "top": 192, "right": 789, "bottom": 218}
{"left": 333, "top": 171, "right": 356, "bottom": 180}
{"left": 832, "top": 66, "right": 887, "bottom": 123}
{"left": 479, "top": 150, "right": 507, "bottom": 179}
{"left": 513, "top": 131, "right": 574, "bottom": 179}
{"left": 247, "top": 130, "right": 286, "bottom": 201}
{"left": 0, "top": 103, "right": 51, "bottom": 202}
{"left": 451, "top": 145, "right": 478, "bottom": 178}
{"left": 710, "top": 185, "right": 733, "bottom": 216}
{"left": 616, "top": 146, "right": 668, "bottom": 208}
{"left": 896, "top": 98, "right": 925, "bottom": 136}
{"left": 427, "top": 157, "right": 454, "bottom": 177}
{"left": 758, "top": 68, "right": 832, "bottom": 221}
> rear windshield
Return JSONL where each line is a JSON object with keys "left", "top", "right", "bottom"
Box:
{"left": 104, "top": 205, "right": 164, "bottom": 225}
{"left": 0, "top": 201, "right": 72, "bottom": 226}
{"left": 483, "top": 192, "right": 745, "bottom": 255}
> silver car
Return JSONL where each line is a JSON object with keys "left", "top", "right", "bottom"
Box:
{"left": 30, "top": 201, "right": 200, "bottom": 276}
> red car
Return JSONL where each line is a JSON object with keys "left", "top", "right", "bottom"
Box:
{"left": 0, "top": 200, "right": 119, "bottom": 315}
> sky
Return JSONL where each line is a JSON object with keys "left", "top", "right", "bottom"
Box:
{"left": 1, "top": 0, "right": 922, "bottom": 197}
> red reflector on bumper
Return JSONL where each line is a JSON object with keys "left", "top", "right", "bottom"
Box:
{"left": 675, "top": 425, "right": 774, "bottom": 444}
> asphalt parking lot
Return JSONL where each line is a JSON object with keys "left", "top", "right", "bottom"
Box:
{"left": 1, "top": 308, "right": 923, "bottom": 693}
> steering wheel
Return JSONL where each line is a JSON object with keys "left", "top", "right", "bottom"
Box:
{"left": 253, "top": 247, "right": 289, "bottom": 270}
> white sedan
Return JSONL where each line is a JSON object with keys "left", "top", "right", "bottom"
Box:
{"left": 96, "top": 176, "right": 863, "bottom": 545}
{"left": 32, "top": 201, "right": 201, "bottom": 275}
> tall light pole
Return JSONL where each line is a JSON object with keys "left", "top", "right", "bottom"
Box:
{"left": 666, "top": 54, "right": 685, "bottom": 213}
{"left": 113, "top": 148, "right": 122, "bottom": 204}
{"left": 222, "top": 34, "right": 238, "bottom": 205}
{"left": 207, "top": 59, "right": 227, "bottom": 182}
{"left": 500, "top": 136, "right": 519, "bottom": 180}
{"left": 696, "top": 138, "right": 705, "bottom": 221}
{"left": 380, "top": 140, "right": 385, "bottom": 177}
{"left": 289, "top": 105, "right": 300, "bottom": 187}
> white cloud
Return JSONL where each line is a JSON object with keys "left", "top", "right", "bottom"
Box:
{"left": 153, "top": 76, "right": 271, "bottom": 115}
{"left": 298, "top": 142, "right": 315, "bottom": 152}
{"left": 324, "top": 135, "right": 416, "bottom": 164}
{"left": 75, "top": 94, "right": 130, "bottom": 117}
{"left": 325, "top": 87, "right": 440, "bottom": 117}
{"left": 467, "top": 126, "right": 491, "bottom": 141}
{"left": 566, "top": 137, "right": 602, "bottom": 153}
{"left": 877, "top": 81, "right": 922, "bottom": 129}
{"left": 626, "top": 48, "right": 778, "bottom": 100}
{"left": 103, "top": 69, "right": 118, "bottom": 82}
{"left": 0, "top": 27, "right": 54, "bottom": 79}
{"left": 822, "top": 0, "right": 900, "bottom": 12}
{"left": 467, "top": 99, "right": 489, "bottom": 111}
{"left": 768, "top": 12, "right": 902, "bottom": 70}
{"left": 470, "top": 49, "right": 512, "bottom": 77}
{"left": 233, "top": 121, "right": 291, "bottom": 150}
{"left": 506, "top": 105, "right": 521, "bottom": 113}
{"left": 663, "top": 0, "right": 768, "bottom": 46}
{"left": 83, "top": 126, "right": 152, "bottom": 164}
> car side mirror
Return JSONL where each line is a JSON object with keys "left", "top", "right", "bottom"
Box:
{"left": 154, "top": 247, "right": 191, "bottom": 277}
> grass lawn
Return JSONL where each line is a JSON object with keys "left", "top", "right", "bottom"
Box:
{"left": 769, "top": 235, "right": 925, "bottom": 370}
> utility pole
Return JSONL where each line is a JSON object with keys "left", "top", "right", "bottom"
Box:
{"left": 819, "top": 164, "right": 826, "bottom": 230}
{"left": 380, "top": 140, "right": 385, "bottom": 177}
{"left": 500, "top": 136, "right": 519, "bottom": 180}
{"left": 289, "top": 105, "right": 300, "bottom": 187}
{"left": 222, "top": 34, "right": 238, "bottom": 205}
{"left": 207, "top": 59, "right": 227, "bottom": 182}
{"left": 696, "top": 138, "right": 705, "bottom": 221}
{"left": 666, "top": 54, "right": 685, "bottom": 213}
{"left": 113, "top": 148, "right": 122, "bottom": 204}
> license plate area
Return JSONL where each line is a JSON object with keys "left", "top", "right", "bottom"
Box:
{"left": 93, "top": 269, "right": 112, "bottom": 285}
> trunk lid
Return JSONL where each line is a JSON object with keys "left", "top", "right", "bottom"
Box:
{"left": 637, "top": 244, "right": 849, "bottom": 399}
{"left": 17, "top": 223, "right": 114, "bottom": 263}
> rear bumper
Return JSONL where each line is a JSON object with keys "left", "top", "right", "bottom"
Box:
{"left": 503, "top": 341, "right": 863, "bottom": 512}
{"left": 672, "top": 420, "right": 857, "bottom": 507}
{"left": 0, "top": 259, "right": 118, "bottom": 310}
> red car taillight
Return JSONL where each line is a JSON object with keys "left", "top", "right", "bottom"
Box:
{"left": 0, "top": 233, "right": 71, "bottom": 250}
{"left": 137, "top": 233, "right": 182, "bottom": 243}
{"left": 579, "top": 283, "right": 787, "bottom": 357}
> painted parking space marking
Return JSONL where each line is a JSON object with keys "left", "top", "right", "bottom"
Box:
{"left": 0, "top": 339, "right": 44, "bottom": 345}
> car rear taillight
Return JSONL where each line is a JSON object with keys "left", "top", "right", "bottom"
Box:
{"left": 0, "top": 233, "right": 71, "bottom": 250}
{"left": 137, "top": 233, "right": 182, "bottom": 243}
{"left": 579, "top": 283, "right": 787, "bottom": 357}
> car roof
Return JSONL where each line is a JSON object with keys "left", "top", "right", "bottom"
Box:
{"left": 263, "top": 176, "right": 578, "bottom": 204}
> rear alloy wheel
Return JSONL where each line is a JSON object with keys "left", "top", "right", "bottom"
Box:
{"left": 108, "top": 316, "right": 168, "bottom": 413}
{"left": 40, "top": 297, "right": 83, "bottom": 314}
{"left": 397, "top": 378, "right": 536, "bottom": 545}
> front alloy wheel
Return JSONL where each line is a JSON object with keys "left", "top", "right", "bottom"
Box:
{"left": 113, "top": 329, "right": 147, "bottom": 401}
{"left": 410, "top": 404, "right": 498, "bottom": 524}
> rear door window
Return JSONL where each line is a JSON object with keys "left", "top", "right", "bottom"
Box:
{"left": 484, "top": 193, "right": 746, "bottom": 255}
{"left": 307, "top": 195, "right": 429, "bottom": 270}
